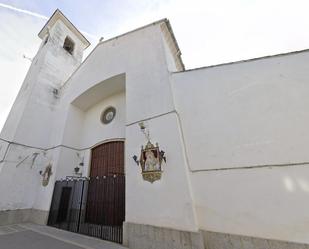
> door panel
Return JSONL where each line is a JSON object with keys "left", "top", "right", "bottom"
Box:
{"left": 90, "top": 141, "right": 124, "bottom": 177}
{"left": 86, "top": 141, "right": 125, "bottom": 225}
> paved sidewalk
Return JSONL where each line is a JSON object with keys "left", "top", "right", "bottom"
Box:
{"left": 0, "top": 223, "right": 128, "bottom": 249}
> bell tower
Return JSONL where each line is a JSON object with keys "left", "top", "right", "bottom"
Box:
{"left": 37, "top": 9, "right": 90, "bottom": 70}
{"left": 0, "top": 10, "right": 90, "bottom": 215}
{"left": 0, "top": 9, "right": 90, "bottom": 146}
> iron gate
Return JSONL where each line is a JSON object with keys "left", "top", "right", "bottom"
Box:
{"left": 47, "top": 175, "right": 125, "bottom": 244}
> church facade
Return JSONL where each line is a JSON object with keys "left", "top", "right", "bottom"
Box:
{"left": 1, "top": 9, "right": 309, "bottom": 249}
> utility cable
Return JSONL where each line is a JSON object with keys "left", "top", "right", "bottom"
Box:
{"left": 0, "top": 137, "right": 124, "bottom": 163}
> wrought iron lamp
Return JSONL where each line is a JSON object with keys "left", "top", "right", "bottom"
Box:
{"left": 133, "top": 122, "right": 166, "bottom": 183}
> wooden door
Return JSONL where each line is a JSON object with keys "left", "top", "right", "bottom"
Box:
{"left": 86, "top": 141, "right": 125, "bottom": 226}
{"left": 90, "top": 141, "right": 124, "bottom": 177}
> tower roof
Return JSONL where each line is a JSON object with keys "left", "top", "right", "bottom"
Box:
{"left": 38, "top": 9, "right": 91, "bottom": 49}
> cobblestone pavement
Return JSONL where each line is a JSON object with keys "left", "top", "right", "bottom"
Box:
{"left": 0, "top": 224, "right": 127, "bottom": 249}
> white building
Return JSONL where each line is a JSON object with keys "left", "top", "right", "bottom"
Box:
{"left": 1, "top": 9, "right": 309, "bottom": 249}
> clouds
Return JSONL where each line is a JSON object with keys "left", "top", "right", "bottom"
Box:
{"left": 89, "top": 0, "right": 309, "bottom": 68}
{"left": 0, "top": 3, "right": 99, "bottom": 131}
{"left": 0, "top": 2, "right": 47, "bottom": 19}
{"left": 1, "top": 0, "right": 309, "bottom": 131}
{"left": 0, "top": 8, "right": 43, "bottom": 131}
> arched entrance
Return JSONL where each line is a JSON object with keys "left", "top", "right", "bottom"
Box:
{"left": 47, "top": 141, "right": 125, "bottom": 244}
{"left": 89, "top": 141, "right": 125, "bottom": 177}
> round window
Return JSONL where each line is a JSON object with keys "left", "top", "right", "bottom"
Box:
{"left": 101, "top": 106, "right": 116, "bottom": 124}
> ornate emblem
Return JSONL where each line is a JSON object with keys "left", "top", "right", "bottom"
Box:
{"left": 101, "top": 106, "right": 116, "bottom": 124}
{"left": 39, "top": 163, "right": 53, "bottom": 187}
{"left": 133, "top": 122, "right": 166, "bottom": 183}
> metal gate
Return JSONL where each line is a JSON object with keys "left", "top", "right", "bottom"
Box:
{"left": 47, "top": 176, "right": 125, "bottom": 243}
{"left": 48, "top": 141, "right": 125, "bottom": 244}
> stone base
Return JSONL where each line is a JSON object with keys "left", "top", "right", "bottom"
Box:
{"left": 123, "top": 222, "right": 204, "bottom": 249}
{"left": 203, "top": 230, "right": 309, "bottom": 249}
{"left": 0, "top": 209, "right": 49, "bottom": 226}
{"left": 2, "top": 211, "right": 308, "bottom": 249}
{"left": 29, "top": 209, "right": 49, "bottom": 225}
{"left": 123, "top": 223, "right": 309, "bottom": 249}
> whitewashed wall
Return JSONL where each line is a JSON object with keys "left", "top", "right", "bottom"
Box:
{"left": 126, "top": 112, "right": 197, "bottom": 231}
{"left": 51, "top": 92, "right": 126, "bottom": 182}
{"left": 80, "top": 92, "right": 126, "bottom": 148}
{"left": 172, "top": 50, "right": 309, "bottom": 243}
{"left": 0, "top": 19, "right": 85, "bottom": 211}
{"left": 8, "top": 14, "right": 309, "bottom": 244}
{"left": 28, "top": 21, "right": 198, "bottom": 232}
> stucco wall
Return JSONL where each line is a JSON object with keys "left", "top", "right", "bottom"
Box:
{"left": 52, "top": 92, "right": 126, "bottom": 182}
{"left": 42, "top": 22, "right": 198, "bottom": 231}
{"left": 80, "top": 92, "right": 125, "bottom": 148}
{"left": 3, "top": 13, "right": 309, "bottom": 246}
{"left": 0, "top": 19, "right": 85, "bottom": 212}
{"left": 126, "top": 112, "right": 197, "bottom": 231}
{"left": 171, "top": 50, "right": 309, "bottom": 244}
{"left": 59, "top": 23, "right": 175, "bottom": 125}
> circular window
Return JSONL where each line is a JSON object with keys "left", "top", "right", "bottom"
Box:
{"left": 101, "top": 106, "right": 116, "bottom": 124}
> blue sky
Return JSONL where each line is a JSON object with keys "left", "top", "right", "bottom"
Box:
{"left": 0, "top": 1, "right": 158, "bottom": 33}
{"left": 1, "top": 0, "right": 309, "bottom": 130}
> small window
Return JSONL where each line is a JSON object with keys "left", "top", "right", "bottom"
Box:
{"left": 63, "top": 36, "right": 75, "bottom": 54}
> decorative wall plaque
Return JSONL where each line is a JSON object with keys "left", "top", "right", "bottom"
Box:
{"left": 39, "top": 163, "right": 53, "bottom": 187}
{"left": 133, "top": 122, "right": 166, "bottom": 183}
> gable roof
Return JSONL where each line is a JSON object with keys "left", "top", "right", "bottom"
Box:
{"left": 98, "top": 18, "right": 185, "bottom": 71}
{"left": 161, "top": 19, "right": 185, "bottom": 71}
{"left": 38, "top": 9, "right": 90, "bottom": 49}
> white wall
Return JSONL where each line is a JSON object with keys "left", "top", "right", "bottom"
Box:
{"left": 0, "top": 18, "right": 85, "bottom": 211}
{"left": 59, "top": 23, "right": 175, "bottom": 125}
{"left": 44, "top": 22, "right": 198, "bottom": 231}
{"left": 192, "top": 167, "right": 309, "bottom": 244}
{"left": 1, "top": 17, "right": 197, "bottom": 234}
{"left": 52, "top": 91, "right": 126, "bottom": 182}
{"left": 126, "top": 112, "right": 197, "bottom": 231}
{"left": 4, "top": 13, "right": 309, "bottom": 244}
{"left": 172, "top": 52, "right": 309, "bottom": 171}
{"left": 0, "top": 144, "right": 55, "bottom": 210}
{"left": 80, "top": 92, "right": 125, "bottom": 148}
{"left": 172, "top": 51, "right": 309, "bottom": 243}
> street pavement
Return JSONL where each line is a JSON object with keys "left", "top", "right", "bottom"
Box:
{"left": 0, "top": 224, "right": 127, "bottom": 249}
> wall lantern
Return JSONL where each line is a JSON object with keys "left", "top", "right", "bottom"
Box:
{"left": 133, "top": 122, "right": 166, "bottom": 183}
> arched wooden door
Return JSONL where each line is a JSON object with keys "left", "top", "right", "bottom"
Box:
{"left": 90, "top": 141, "right": 124, "bottom": 177}
{"left": 85, "top": 141, "right": 125, "bottom": 228}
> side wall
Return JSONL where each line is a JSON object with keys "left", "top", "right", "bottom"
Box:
{"left": 171, "top": 51, "right": 309, "bottom": 244}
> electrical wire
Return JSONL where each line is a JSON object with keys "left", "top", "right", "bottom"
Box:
{"left": 0, "top": 137, "right": 90, "bottom": 151}
{"left": 0, "top": 137, "right": 124, "bottom": 163}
